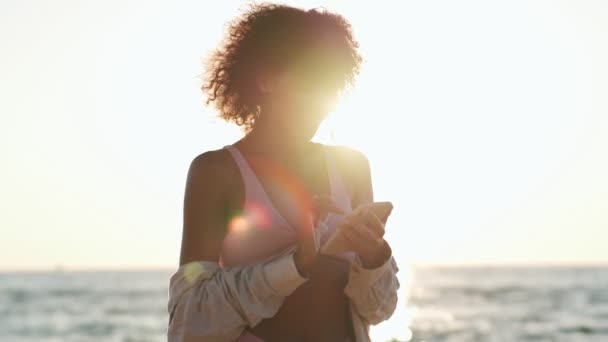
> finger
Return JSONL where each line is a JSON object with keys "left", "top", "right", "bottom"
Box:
{"left": 341, "top": 226, "right": 377, "bottom": 255}
{"left": 342, "top": 223, "right": 384, "bottom": 257}
{"left": 345, "top": 210, "right": 384, "bottom": 239}
{"left": 312, "top": 195, "right": 334, "bottom": 208}
{"left": 312, "top": 201, "right": 344, "bottom": 216}
{"left": 314, "top": 198, "right": 340, "bottom": 207}
{"left": 354, "top": 222, "right": 385, "bottom": 247}
{"left": 323, "top": 204, "right": 345, "bottom": 215}
{"left": 359, "top": 209, "right": 385, "bottom": 238}
{"left": 314, "top": 200, "right": 345, "bottom": 215}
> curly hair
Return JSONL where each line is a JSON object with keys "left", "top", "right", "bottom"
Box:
{"left": 201, "top": 2, "right": 363, "bottom": 132}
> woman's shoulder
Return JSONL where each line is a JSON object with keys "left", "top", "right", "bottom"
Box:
{"left": 315, "top": 143, "right": 372, "bottom": 201}
{"left": 316, "top": 142, "right": 370, "bottom": 169}
{"left": 189, "top": 148, "right": 229, "bottom": 173}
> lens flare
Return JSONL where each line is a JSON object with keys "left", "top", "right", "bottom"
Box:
{"left": 246, "top": 155, "right": 315, "bottom": 224}
{"left": 183, "top": 262, "right": 215, "bottom": 285}
{"left": 225, "top": 153, "right": 318, "bottom": 237}
{"left": 228, "top": 201, "right": 272, "bottom": 235}
{"left": 246, "top": 201, "right": 271, "bottom": 229}
{"left": 229, "top": 215, "right": 250, "bottom": 233}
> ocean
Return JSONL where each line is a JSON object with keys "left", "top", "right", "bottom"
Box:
{"left": 1, "top": 266, "right": 606, "bottom": 342}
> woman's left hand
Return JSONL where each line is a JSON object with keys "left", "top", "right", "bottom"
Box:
{"left": 319, "top": 208, "right": 392, "bottom": 269}
{"left": 340, "top": 207, "right": 392, "bottom": 269}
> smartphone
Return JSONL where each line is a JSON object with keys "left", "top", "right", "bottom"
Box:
{"left": 357, "top": 201, "right": 393, "bottom": 223}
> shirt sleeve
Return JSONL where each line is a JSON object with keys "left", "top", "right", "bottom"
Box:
{"left": 343, "top": 249, "right": 401, "bottom": 325}
{"left": 167, "top": 248, "right": 308, "bottom": 342}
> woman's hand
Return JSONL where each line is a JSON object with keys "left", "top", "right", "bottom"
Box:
{"left": 294, "top": 194, "right": 345, "bottom": 277}
{"left": 311, "top": 194, "right": 345, "bottom": 226}
{"left": 345, "top": 207, "right": 392, "bottom": 268}
{"left": 325, "top": 206, "right": 392, "bottom": 269}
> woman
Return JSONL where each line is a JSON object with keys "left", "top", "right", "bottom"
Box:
{"left": 168, "top": 3, "right": 400, "bottom": 342}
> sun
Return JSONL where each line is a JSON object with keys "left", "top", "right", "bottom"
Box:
{"left": 313, "top": 71, "right": 387, "bottom": 156}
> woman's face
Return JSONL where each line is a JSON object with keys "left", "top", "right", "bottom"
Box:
{"left": 259, "top": 66, "right": 340, "bottom": 141}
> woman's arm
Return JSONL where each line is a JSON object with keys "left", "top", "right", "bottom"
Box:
{"left": 338, "top": 148, "right": 401, "bottom": 325}
{"left": 168, "top": 247, "right": 307, "bottom": 341}
{"left": 169, "top": 151, "right": 313, "bottom": 341}
{"left": 345, "top": 250, "right": 400, "bottom": 325}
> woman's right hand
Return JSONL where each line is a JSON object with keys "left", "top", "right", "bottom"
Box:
{"left": 311, "top": 194, "right": 345, "bottom": 226}
{"left": 294, "top": 194, "right": 344, "bottom": 277}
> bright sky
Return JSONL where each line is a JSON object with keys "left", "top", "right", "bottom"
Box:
{"left": 1, "top": 0, "right": 607, "bottom": 271}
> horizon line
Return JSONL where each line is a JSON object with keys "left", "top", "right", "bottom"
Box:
{"left": 2, "top": 260, "right": 608, "bottom": 273}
